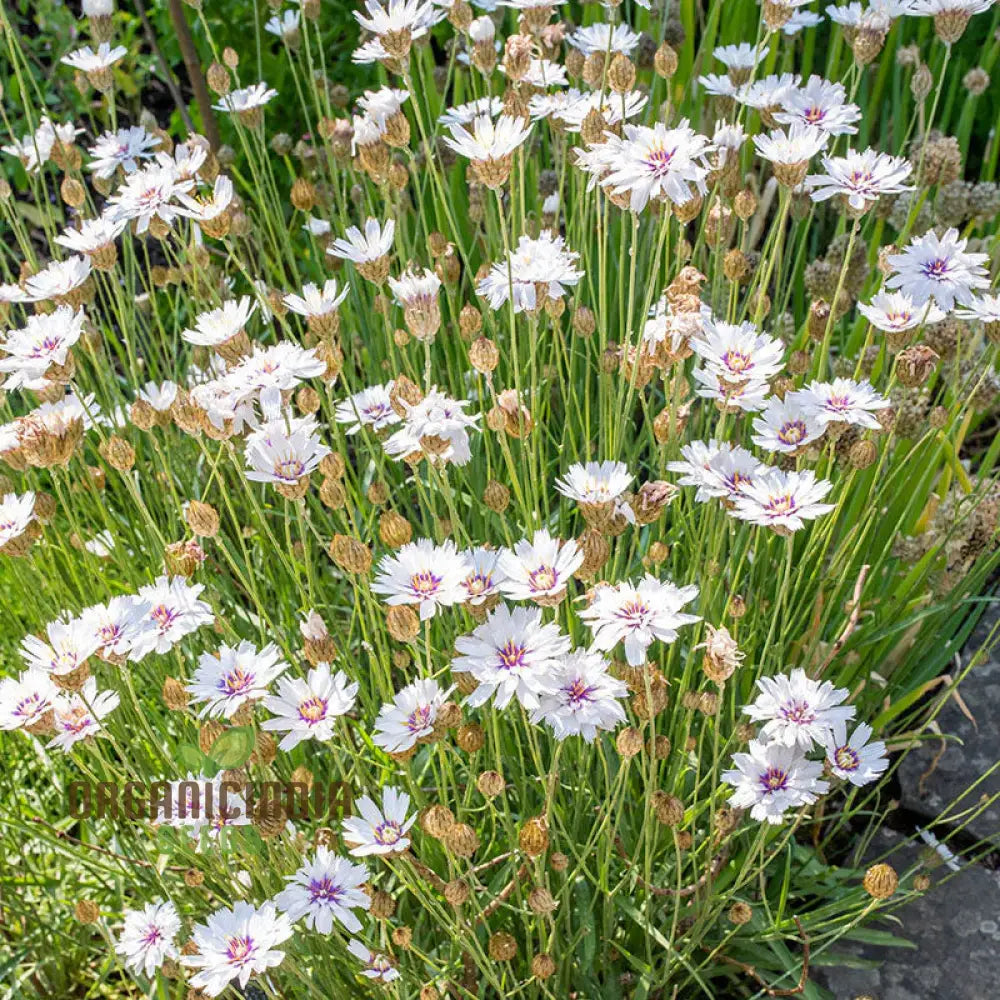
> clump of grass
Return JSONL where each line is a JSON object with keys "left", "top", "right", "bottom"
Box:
{"left": 1, "top": 0, "right": 1000, "bottom": 998}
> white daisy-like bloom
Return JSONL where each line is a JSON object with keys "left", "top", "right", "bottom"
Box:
{"left": 372, "top": 538, "right": 471, "bottom": 620}
{"left": 107, "top": 163, "right": 193, "bottom": 233}
{"left": 274, "top": 848, "right": 370, "bottom": 934}
{"left": 712, "top": 121, "right": 748, "bottom": 168}
{"left": 61, "top": 42, "right": 127, "bottom": 72}
{"left": 386, "top": 267, "right": 442, "bottom": 311}
{"left": 885, "top": 227, "right": 991, "bottom": 311}
{"left": 713, "top": 42, "right": 765, "bottom": 74}
{"left": 328, "top": 218, "right": 395, "bottom": 264}
{"left": 459, "top": 546, "right": 508, "bottom": 606}
{"left": 1, "top": 116, "right": 80, "bottom": 173}
{"left": 0, "top": 307, "right": 85, "bottom": 387}
{"left": 796, "top": 377, "right": 890, "bottom": 428}
{"left": 731, "top": 469, "right": 835, "bottom": 532}
{"left": 498, "top": 530, "right": 584, "bottom": 604}
{"left": 751, "top": 395, "right": 825, "bottom": 454}
{"left": 262, "top": 662, "right": 358, "bottom": 751}
{"left": 155, "top": 771, "right": 252, "bottom": 839}
{"left": 955, "top": 293, "right": 1000, "bottom": 327}
{"left": 341, "top": 785, "right": 416, "bottom": 857}
{"left": 303, "top": 216, "right": 331, "bottom": 237}
{"left": 531, "top": 649, "right": 628, "bottom": 742}
{"left": 87, "top": 126, "right": 159, "bottom": 179}
{"left": 805, "top": 148, "right": 913, "bottom": 212}
{"left": 745, "top": 669, "right": 855, "bottom": 749}
{"left": 334, "top": 382, "right": 401, "bottom": 435}
{"left": 512, "top": 58, "right": 569, "bottom": 87}
{"left": 348, "top": 939, "right": 401, "bottom": 982}
{"left": 160, "top": 140, "right": 208, "bottom": 182}
{"left": 353, "top": 0, "right": 444, "bottom": 37}
{"left": 753, "top": 122, "right": 829, "bottom": 168}
{"left": 592, "top": 120, "right": 714, "bottom": 212}
{"left": 181, "top": 901, "right": 293, "bottom": 997}
{"left": 452, "top": 603, "right": 570, "bottom": 710}
{"left": 698, "top": 72, "right": 743, "bottom": 98}
{"left": 244, "top": 418, "right": 330, "bottom": 488}
{"left": 84, "top": 530, "right": 116, "bottom": 559}
{"left": 774, "top": 75, "right": 861, "bottom": 135}
{"left": 498, "top": 0, "right": 566, "bottom": 7}
{"left": 642, "top": 296, "right": 707, "bottom": 355}
{"left": 0, "top": 492, "right": 36, "bottom": 552}
{"left": 79, "top": 595, "right": 156, "bottom": 660}
{"left": 357, "top": 86, "right": 410, "bottom": 128}
{"left": 21, "top": 618, "right": 100, "bottom": 678}
{"left": 49, "top": 677, "right": 120, "bottom": 751}
{"left": 477, "top": 230, "right": 583, "bottom": 313}
{"left": 0, "top": 668, "right": 57, "bottom": 731}
{"left": 55, "top": 215, "right": 127, "bottom": 255}
{"left": 858, "top": 290, "right": 947, "bottom": 332}
{"left": 187, "top": 640, "right": 289, "bottom": 719}
{"left": 690, "top": 319, "right": 785, "bottom": 385}
{"left": 283, "top": 278, "right": 349, "bottom": 318}
{"left": 131, "top": 575, "right": 214, "bottom": 659}
{"left": 438, "top": 97, "right": 505, "bottom": 128}
{"left": 905, "top": 0, "right": 995, "bottom": 15}
{"left": 580, "top": 576, "right": 700, "bottom": 666}
{"left": 821, "top": 721, "right": 889, "bottom": 786}
{"left": 213, "top": 82, "right": 278, "bottom": 114}
{"left": 115, "top": 900, "right": 181, "bottom": 978}
{"left": 264, "top": 8, "right": 300, "bottom": 39}
{"left": 567, "top": 22, "right": 641, "bottom": 55}
{"left": 555, "top": 460, "right": 633, "bottom": 509}
{"left": 22, "top": 256, "right": 92, "bottom": 303}
{"left": 0, "top": 282, "right": 30, "bottom": 305}
{"left": 182, "top": 296, "right": 256, "bottom": 348}
{"left": 137, "top": 379, "right": 179, "bottom": 412}
{"left": 443, "top": 113, "right": 533, "bottom": 162}
{"left": 373, "top": 678, "right": 455, "bottom": 754}
{"left": 553, "top": 90, "right": 649, "bottom": 133}
{"left": 826, "top": 1, "right": 908, "bottom": 29}
{"left": 667, "top": 440, "right": 764, "bottom": 502}
{"left": 782, "top": 7, "right": 825, "bottom": 31}
{"left": 214, "top": 343, "right": 327, "bottom": 411}
{"left": 352, "top": 37, "right": 391, "bottom": 64}
{"left": 174, "top": 175, "right": 235, "bottom": 224}
{"left": 722, "top": 739, "right": 829, "bottom": 824}
{"left": 383, "top": 387, "right": 479, "bottom": 467}
{"left": 692, "top": 368, "right": 771, "bottom": 412}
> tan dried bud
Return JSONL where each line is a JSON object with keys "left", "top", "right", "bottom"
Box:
{"left": 469, "top": 336, "right": 499, "bottom": 373}
{"left": 456, "top": 723, "right": 485, "bottom": 752}
{"left": 488, "top": 932, "right": 517, "bottom": 962}
{"left": 572, "top": 305, "right": 596, "bottom": 338}
{"left": 60, "top": 177, "right": 86, "bottom": 208}
{"left": 379, "top": 510, "right": 412, "bottom": 549}
{"left": 863, "top": 863, "right": 898, "bottom": 899}
{"left": 733, "top": 188, "right": 757, "bottom": 220}
{"left": 445, "top": 822, "right": 480, "bottom": 858}
{"left": 528, "top": 886, "right": 558, "bottom": 915}
{"left": 329, "top": 534, "right": 372, "bottom": 574}
{"left": 162, "top": 676, "right": 190, "bottom": 711}
{"left": 608, "top": 52, "right": 636, "bottom": 93}
{"left": 369, "top": 890, "right": 396, "bottom": 920}
{"left": 532, "top": 953, "right": 557, "bottom": 979}
{"left": 74, "top": 900, "right": 100, "bottom": 924}
{"left": 848, "top": 439, "right": 878, "bottom": 470}
{"left": 444, "top": 879, "right": 469, "bottom": 906}
{"left": 459, "top": 303, "right": 483, "bottom": 339}
{"left": 519, "top": 816, "right": 549, "bottom": 857}
{"left": 616, "top": 726, "right": 644, "bottom": 758}
{"left": 911, "top": 63, "right": 933, "bottom": 101}
{"left": 483, "top": 479, "right": 510, "bottom": 513}
{"left": 652, "top": 791, "right": 684, "bottom": 827}
{"left": 476, "top": 769, "right": 505, "bottom": 798}
{"left": 99, "top": 434, "right": 136, "bottom": 472}
{"left": 896, "top": 344, "right": 939, "bottom": 387}
{"left": 654, "top": 42, "right": 678, "bottom": 78}
{"left": 419, "top": 804, "right": 455, "bottom": 840}
{"left": 185, "top": 500, "right": 220, "bottom": 538}
{"left": 386, "top": 604, "right": 420, "bottom": 642}
{"left": 728, "top": 902, "right": 753, "bottom": 925}
{"left": 207, "top": 62, "right": 230, "bottom": 95}
{"left": 319, "top": 477, "right": 346, "bottom": 510}
{"left": 723, "top": 248, "right": 749, "bottom": 282}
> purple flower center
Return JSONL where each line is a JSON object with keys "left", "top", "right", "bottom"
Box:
{"left": 225, "top": 935, "right": 255, "bottom": 964}
{"left": 780, "top": 699, "right": 815, "bottom": 724}
{"left": 497, "top": 640, "right": 528, "bottom": 670}
{"left": 409, "top": 569, "right": 442, "bottom": 597}
{"left": 615, "top": 600, "right": 650, "bottom": 627}
{"left": 219, "top": 665, "right": 256, "bottom": 696}
{"left": 151, "top": 604, "right": 180, "bottom": 632}
{"left": 644, "top": 146, "right": 676, "bottom": 176}
{"left": 777, "top": 420, "right": 807, "bottom": 445}
{"left": 141, "top": 925, "right": 163, "bottom": 946}
{"left": 308, "top": 876, "right": 344, "bottom": 905}
{"left": 405, "top": 704, "right": 433, "bottom": 732}
{"left": 563, "top": 676, "right": 596, "bottom": 706}
{"left": 374, "top": 821, "right": 403, "bottom": 846}
{"left": 765, "top": 493, "right": 797, "bottom": 516}
{"left": 463, "top": 572, "right": 492, "bottom": 597}
{"left": 834, "top": 745, "right": 860, "bottom": 772}
{"left": 721, "top": 349, "right": 752, "bottom": 374}
{"left": 921, "top": 257, "right": 950, "bottom": 279}
{"left": 298, "top": 695, "right": 328, "bottom": 723}
{"left": 528, "top": 564, "right": 558, "bottom": 592}
{"left": 759, "top": 766, "right": 789, "bottom": 794}
{"left": 274, "top": 457, "right": 306, "bottom": 481}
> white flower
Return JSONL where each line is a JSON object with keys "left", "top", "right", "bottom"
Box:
{"left": 698, "top": 73, "right": 743, "bottom": 98}
{"left": 512, "top": 58, "right": 568, "bottom": 87}
{"left": 858, "top": 290, "right": 947, "bottom": 332}
{"left": 885, "top": 227, "right": 990, "bottom": 311}
{"left": 667, "top": 440, "right": 765, "bottom": 501}
{"left": 23, "top": 256, "right": 92, "bottom": 302}
{"left": 21, "top": 618, "right": 100, "bottom": 677}
{"left": 188, "top": 641, "right": 288, "bottom": 719}
{"left": 373, "top": 678, "right": 454, "bottom": 753}
{"left": 753, "top": 122, "right": 829, "bottom": 168}
{"left": 372, "top": 538, "right": 471, "bottom": 620}
{"left": 530, "top": 649, "right": 627, "bottom": 742}
{"left": 61, "top": 42, "right": 127, "bottom": 72}
{"left": 774, "top": 75, "right": 861, "bottom": 135}
{"left": 805, "top": 148, "right": 912, "bottom": 212}
{"left": 642, "top": 296, "right": 706, "bottom": 355}
{"left": 438, "top": 97, "right": 505, "bottom": 127}
{"left": 383, "top": 387, "right": 479, "bottom": 467}
{"left": 498, "top": 529, "right": 583, "bottom": 603}
{"left": 555, "top": 460, "right": 633, "bottom": 508}
{"left": 115, "top": 900, "right": 181, "bottom": 978}
{"left": 354, "top": 0, "right": 444, "bottom": 37}
{"left": 108, "top": 164, "right": 193, "bottom": 233}
{"left": 213, "top": 82, "right": 278, "bottom": 114}
{"left": 591, "top": 120, "right": 714, "bottom": 212}
{"left": 182, "top": 297, "right": 256, "bottom": 348}
{"left": 713, "top": 42, "right": 765, "bottom": 74}
{"left": 55, "top": 215, "right": 127, "bottom": 255}
{"left": 452, "top": 603, "right": 570, "bottom": 709}
{"left": 49, "top": 677, "right": 120, "bottom": 751}
{"left": 690, "top": 319, "right": 785, "bottom": 384}
{"left": 568, "top": 22, "right": 641, "bottom": 55}
{"left": 458, "top": 546, "right": 508, "bottom": 605}
{"left": 722, "top": 739, "right": 829, "bottom": 824}
{"left": 477, "top": 230, "right": 583, "bottom": 313}
{"left": 782, "top": 9, "right": 825, "bottom": 32}
{"left": 0, "top": 492, "right": 36, "bottom": 552}
{"left": 822, "top": 721, "right": 889, "bottom": 785}
{"left": 553, "top": 90, "right": 648, "bottom": 132}
{"left": 262, "top": 662, "right": 358, "bottom": 750}
{"left": 328, "top": 218, "right": 395, "bottom": 264}
{"left": 265, "top": 9, "right": 300, "bottom": 38}
{"left": 745, "top": 669, "right": 855, "bottom": 748}
{"left": 80, "top": 596, "right": 156, "bottom": 660}
{"left": 752, "top": 395, "right": 825, "bottom": 453}
{"left": 132, "top": 576, "right": 214, "bottom": 658}
{"left": 357, "top": 86, "right": 409, "bottom": 127}
{"left": 905, "top": 0, "right": 995, "bottom": 14}
{"left": 580, "top": 576, "right": 700, "bottom": 666}
{"left": 0, "top": 668, "right": 57, "bottom": 731}
{"left": 334, "top": 382, "right": 401, "bottom": 434}
{"left": 443, "top": 113, "right": 533, "bottom": 163}
{"left": 274, "top": 848, "right": 370, "bottom": 933}
{"left": 731, "top": 469, "right": 835, "bottom": 532}
{"left": 796, "top": 378, "right": 890, "bottom": 427}
{"left": 0, "top": 307, "right": 84, "bottom": 387}
{"left": 137, "top": 380, "right": 179, "bottom": 411}
{"left": 347, "top": 939, "right": 400, "bottom": 982}
{"left": 737, "top": 73, "right": 802, "bottom": 111}
{"left": 181, "top": 901, "right": 292, "bottom": 997}
{"left": 341, "top": 785, "right": 416, "bottom": 856}
{"left": 283, "top": 278, "right": 349, "bottom": 318}
{"left": 692, "top": 367, "right": 771, "bottom": 411}
{"left": 387, "top": 266, "right": 441, "bottom": 310}
{"left": 955, "top": 293, "right": 1000, "bottom": 327}
{"left": 156, "top": 772, "right": 251, "bottom": 839}
{"left": 175, "top": 175, "right": 235, "bottom": 223}
{"left": 244, "top": 418, "right": 330, "bottom": 487}
{"left": 88, "top": 126, "right": 159, "bottom": 178}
